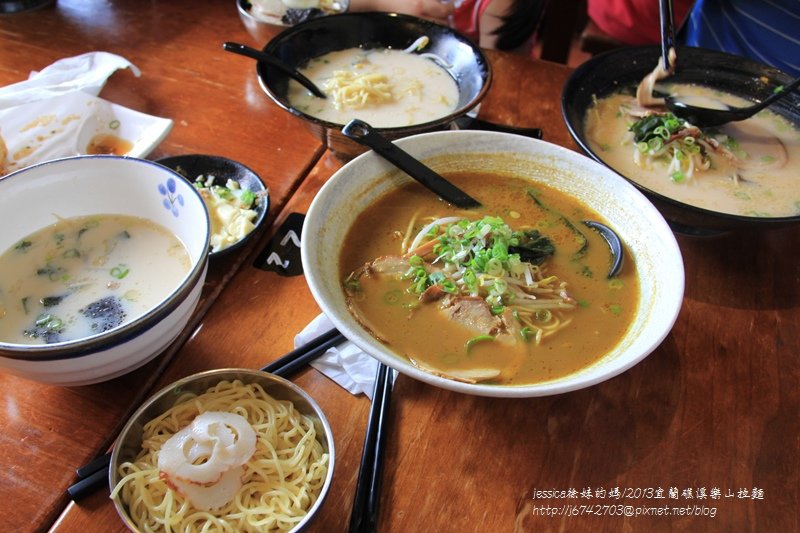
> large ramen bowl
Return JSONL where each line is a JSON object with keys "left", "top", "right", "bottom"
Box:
{"left": 110, "top": 368, "right": 335, "bottom": 532}
{"left": 0, "top": 156, "right": 210, "bottom": 385}
{"left": 562, "top": 45, "right": 800, "bottom": 235}
{"left": 302, "top": 130, "right": 685, "bottom": 398}
{"left": 256, "top": 12, "right": 492, "bottom": 160}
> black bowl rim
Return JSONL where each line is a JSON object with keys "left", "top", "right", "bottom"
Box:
{"left": 561, "top": 44, "right": 800, "bottom": 230}
{"left": 155, "top": 154, "right": 270, "bottom": 258}
{"left": 257, "top": 11, "right": 493, "bottom": 133}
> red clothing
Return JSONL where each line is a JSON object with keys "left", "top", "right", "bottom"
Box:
{"left": 452, "top": 0, "right": 493, "bottom": 43}
{"left": 588, "top": 0, "right": 693, "bottom": 46}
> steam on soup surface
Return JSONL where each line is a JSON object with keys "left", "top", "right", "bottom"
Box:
{"left": 585, "top": 84, "right": 800, "bottom": 217}
{"left": 340, "top": 172, "right": 638, "bottom": 386}
{"left": 0, "top": 214, "right": 191, "bottom": 344}
{"left": 287, "top": 48, "right": 459, "bottom": 128}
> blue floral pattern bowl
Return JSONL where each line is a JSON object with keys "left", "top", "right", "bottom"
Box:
{"left": 0, "top": 155, "right": 210, "bottom": 385}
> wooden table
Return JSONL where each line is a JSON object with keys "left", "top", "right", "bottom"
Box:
{"left": 1, "top": 2, "right": 798, "bottom": 532}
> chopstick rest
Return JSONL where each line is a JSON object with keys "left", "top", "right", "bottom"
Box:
{"left": 67, "top": 327, "right": 345, "bottom": 501}
{"left": 348, "top": 363, "right": 395, "bottom": 533}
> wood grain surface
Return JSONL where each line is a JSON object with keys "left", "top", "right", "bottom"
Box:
{"left": 0, "top": 2, "right": 797, "bottom": 533}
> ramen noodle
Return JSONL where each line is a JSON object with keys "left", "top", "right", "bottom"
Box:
{"left": 585, "top": 83, "right": 800, "bottom": 217}
{"left": 287, "top": 47, "right": 459, "bottom": 128}
{"left": 111, "top": 379, "right": 329, "bottom": 533}
{"left": 340, "top": 171, "right": 638, "bottom": 386}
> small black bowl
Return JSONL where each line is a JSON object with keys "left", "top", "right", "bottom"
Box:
{"left": 256, "top": 12, "right": 492, "bottom": 160}
{"left": 561, "top": 45, "right": 800, "bottom": 235}
{"left": 156, "top": 154, "right": 269, "bottom": 257}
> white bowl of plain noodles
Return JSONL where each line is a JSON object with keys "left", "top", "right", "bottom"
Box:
{"left": 109, "top": 368, "right": 334, "bottom": 532}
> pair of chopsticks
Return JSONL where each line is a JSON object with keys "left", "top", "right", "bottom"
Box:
{"left": 348, "top": 362, "right": 395, "bottom": 533}
{"left": 67, "top": 327, "right": 345, "bottom": 501}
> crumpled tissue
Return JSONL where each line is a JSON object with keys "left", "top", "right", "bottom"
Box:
{"left": 294, "top": 314, "right": 393, "bottom": 401}
{"left": 0, "top": 52, "right": 171, "bottom": 176}
{"left": 0, "top": 51, "right": 140, "bottom": 109}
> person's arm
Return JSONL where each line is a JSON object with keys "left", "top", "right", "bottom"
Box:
{"left": 477, "top": 0, "right": 512, "bottom": 48}
{"left": 348, "top": 0, "right": 454, "bottom": 25}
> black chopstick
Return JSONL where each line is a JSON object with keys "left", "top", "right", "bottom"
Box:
{"left": 261, "top": 327, "right": 344, "bottom": 375}
{"left": 348, "top": 363, "right": 394, "bottom": 533}
{"left": 67, "top": 326, "right": 345, "bottom": 501}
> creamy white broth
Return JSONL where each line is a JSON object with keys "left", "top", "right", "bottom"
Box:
{"left": 0, "top": 214, "right": 190, "bottom": 344}
{"left": 287, "top": 48, "right": 459, "bottom": 127}
{"left": 585, "top": 85, "right": 800, "bottom": 217}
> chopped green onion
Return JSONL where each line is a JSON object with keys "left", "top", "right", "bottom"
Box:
{"left": 110, "top": 265, "right": 130, "bottom": 279}
{"left": 35, "top": 313, "right": 63, "bottom": 332}
{"left": 465, "top": 335, "right": 494, "bottom": 352}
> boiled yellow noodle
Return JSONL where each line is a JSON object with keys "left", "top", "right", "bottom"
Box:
{"left": 111, "top": 380, "right": 329, "bottom": 533}
{"left": 323, "top": 70, "right": 394, "bottom": 110}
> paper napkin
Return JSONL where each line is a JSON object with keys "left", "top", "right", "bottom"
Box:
{"left": 294, "top": 314, "right": 391, "bottom": 400}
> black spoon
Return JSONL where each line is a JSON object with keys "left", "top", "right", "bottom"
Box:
{"left": 582, "top": 221, "right": 624, "bottom": 278}
{"left": 222, "top": 41, "right": 326, "bottom": 99}
{"left": 342, "top": 119, "right": 624, "bottom": 277}
{"left": 342, "top": 119, "right": 481, "bottom": 208}
{"left": 664, "top": 76, "right": 800, "bottom": 128}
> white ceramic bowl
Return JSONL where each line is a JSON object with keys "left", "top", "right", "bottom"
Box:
{"left": 302, "top": 130, "right": 685, "bottom": 398}
{"left": 0, "top": 156, "right": 210, "bottom": 385}
{"left": 110, "top": 368, "right": 335, "bottom": 532}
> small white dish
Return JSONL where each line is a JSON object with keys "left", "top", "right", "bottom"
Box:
{"left": 0, "top": 91, "right": 172, "bottom": 175}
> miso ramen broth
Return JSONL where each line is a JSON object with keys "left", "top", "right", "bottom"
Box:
{"left": 287, "top": 48, "right": 459, "bottom": 128}
{"left": 0, "top": 214, "right": 191, "bottom": 344}
{"left": 585, "top": 84, "right": 800, "bottom": 217}
{"left": 340, "top": 172, "right": 638, "bottom": 386}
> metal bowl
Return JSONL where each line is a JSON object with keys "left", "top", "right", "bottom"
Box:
{"left": 110, "top": 368, "right": 335, "bottom": 532}
{"left": 256, "top": 12, "right": 492, "bottom": 160}
{"left": 561, "top": 45, "right": 800, "bottom": 235}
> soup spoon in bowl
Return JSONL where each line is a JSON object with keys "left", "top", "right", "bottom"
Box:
{"left": 342, "top": 119, "right": 624, "bottom": 277}
{"left": 664, "top": 75, "right": 800, "bottom": 128}
{"left": 222, "top": 41, "right": 326, "bottom": 98}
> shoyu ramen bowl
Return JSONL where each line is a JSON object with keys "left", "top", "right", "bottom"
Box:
{"left": 257, "top": 12, "right": 491, "bottom": 160}
{"left": 0, "top": 156, "right": 210, "bottom": 385}
{"left": 561, "top": 45, "right": 800, "bottom": 235}
{"left": 302, "top": 130, "right": 685, "bottom": 398}
{"left": 110, "top": 368, "right": 334, "bottom": 532}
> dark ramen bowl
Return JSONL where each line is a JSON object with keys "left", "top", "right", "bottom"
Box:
{"left": 110, "top": 368, "right": 334, "bottom": 532}
{"left": 156, "top": 154, "right": 270, "bottom": 258}
{"left": 561, "top": 45, "right": 800, "bottom": 235}
{"left": 256, "top": 12, "right": 492, "bottom": 160}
